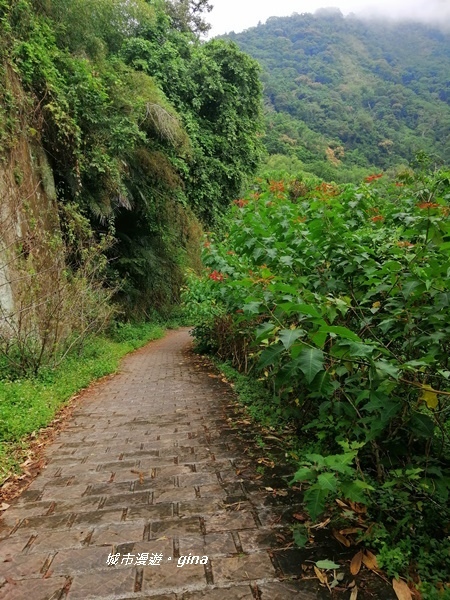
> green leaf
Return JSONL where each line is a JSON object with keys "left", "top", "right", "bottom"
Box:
{"left": 373, "top": 360, "right": 400, "bottom": 380}
{"left": 255, "top": 322, "right": 276, "bottom": 342}
{"left": 340, "top": 480, "right": 371, "bottom": 504}
{"left": 277, "top": 302, "right": 322, "bottom": 319}
{"left": 258, "top": 342, "right": 285, "bottom": 370}
{"left": 297, "top": 348, "right": 325, "bottom": 384}
{"left": 410, "top": 413, "right": 435, "bottom": 438}
{"left": 279, "top": 328, "right": 303, "bottom": 350}
{"left": 311, "top": 330, "right": 328, "bottom": 348}
{"left": 304, "top": 484, "right": 328, "bottom": 520}
{"left": 401, "top": 279, "right": 422, "bottom": 299}
{"left": 243, "top": 301, "right": 261, "bottom": 315}
{"left": 323, "top": 453, "right": 356, "bottom": 475}
{"left": 317, "top": 472, "right": 338, "bottom": 492}
{"left": 315, "top": 560, "right": 341, "bottom": 570}
{"left": 291, "top": 466, "right": 316, "bottom": 483}
{"left": 318, "top": 325, "right": 361, "bottom": 342}
{"left": 293, "top": 526, "right": 309, "bottom": 548}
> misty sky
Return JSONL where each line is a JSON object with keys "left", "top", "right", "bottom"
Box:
{"left": 207, "top": 0, "right": 450, "bottom": 36}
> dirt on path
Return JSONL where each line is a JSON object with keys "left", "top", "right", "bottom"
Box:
{"left": 0, "top": 328, "right": 323, "bottom": 600}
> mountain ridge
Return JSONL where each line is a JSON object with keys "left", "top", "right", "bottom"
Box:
{"left": 223, "top": 12, "right": 450, "bottom": 181}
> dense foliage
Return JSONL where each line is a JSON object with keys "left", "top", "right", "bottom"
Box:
{"left": 0, "top": 0, "right": 263, "bottom": 318}
{"left": 183, "top": 168, "right": 450, "bottom": 595}
{"left": 224, "top": 11, "right": 450, "bottom": 183}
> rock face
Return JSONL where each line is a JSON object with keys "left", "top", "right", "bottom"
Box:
{"left": 0, "top": 63, "right": 62, "bottom": 336}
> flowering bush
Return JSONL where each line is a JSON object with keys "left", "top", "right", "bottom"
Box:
{"left": 184, "top": 170, "right": 450, "bottom": 593}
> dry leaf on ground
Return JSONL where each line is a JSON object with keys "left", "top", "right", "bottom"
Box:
{"left": 333, "top": 529, "right": 351, "bottom": 547}
{"left": 350, "top": 550, "right": 363, "bottom": 575}
{"left": 314, "top": 566, "right": 328, "bottom": 586}
{"left": 393, "top": 578, "right": 413, "bottom": 600}
{"left": 362, "top": 550, "right": 379, "bottom": 571}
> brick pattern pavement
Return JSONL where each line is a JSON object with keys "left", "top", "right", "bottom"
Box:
{"left": 0, "top": 329, "right": 319, "bottom": 600}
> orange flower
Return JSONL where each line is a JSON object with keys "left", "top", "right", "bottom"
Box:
{"left": 364, "top": 173, "right": 384, "bottom": 183}
{"left": 269, "top": 180, "right": 285, "bottom": 193}
{"left": 314, "top": 182, "right": 340, "bottom": 197}
{"left": 371, "top": 215, "right": 384, "bottom": 222}
{"left": 233, "top": 199, "right": 249, "bottom": 208}
{"left": 416, "top": 202, "right": 440, "bottom": 210}
{"left": 209, "top": 270, "right": 224, "bottom": 282}
{"left": 396, "top": 241, "right": 414, "bottom": 248}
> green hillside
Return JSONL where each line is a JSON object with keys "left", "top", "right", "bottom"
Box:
{"left": 225, "top": 10, "right": 450, "bottom": 181}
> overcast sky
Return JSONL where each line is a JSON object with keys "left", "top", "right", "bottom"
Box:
{"left": 207, "top": 0, "right": 450, "bottom": 37}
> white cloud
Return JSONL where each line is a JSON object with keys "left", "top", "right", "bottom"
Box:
{"left": 206, "top": 0, "right": 450, "bottom": 36}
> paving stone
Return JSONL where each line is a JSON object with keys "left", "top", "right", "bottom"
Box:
{"left": 127, "top": 503, "right": 174, "bottom": 521}
{"left": 102, "top": 491, "right": 151, "bottom": 508}
{"left": 0, "top": 576, "right": 69, "bottom": 600}
{"left": 149, "top": 517, "right": 202, "bottom": 539}
{"left": 72, "top": 509, "right": 124, "bottom": 528}
{"left": 237, "top": 528, "right": 285, "bottom": 552}
{"left": 182, "top": 585, "right": 254, "bottom": 599}
{"left": 178, "top": 498, "right": 225, "bottom": 517}
{"left": 178, "top": 533, "right": 237, "bottom": 557}
{"left": 142, "top": 562, "right": 206, "bottom": 591}
{"left": 153, "top": 488, "right": 197, "bottom": 503}
{"left": 67, "top": 568, "right": 135, "bottom": 599}
{"left": 0, "top": 551, "right": 49, "bottom": 580}
{"left": 258, "top": 580, "right": 321, "bottom": 599}
{"left": 49, "top": 546, "right": 114, "bottom": 575}
{"left": 0, "top": 536, "right": 31, "bottom": 560}
{"left": 16, "top": 513, "right": 72, "bottom": 532}
{"left": 204, "top": 511, "right": 257, "bottom": 533}
{"left": 27, "top": 529, "right": 93, "bottom": 553}
{"left": 88, "top": 523, "right": 145, "bottom": 546}
{"left": 212, "top": 553, "right": 276, "bottom": 584}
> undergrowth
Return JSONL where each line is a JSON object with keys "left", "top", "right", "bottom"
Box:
{"left": 184, "top": 167, "right": 450, "bottom": 597}
{"left": 0, "top": 322, "right": 166, "bottom": 485}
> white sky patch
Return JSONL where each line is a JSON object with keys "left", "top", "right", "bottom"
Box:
{"left": 206, "top": 0, "right": 450, "bottom": 36}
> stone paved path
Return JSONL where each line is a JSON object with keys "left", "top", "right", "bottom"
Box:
{"left": 0, "top": 329, "right": 318, "bottom": 600}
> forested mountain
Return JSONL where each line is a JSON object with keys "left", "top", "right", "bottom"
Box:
{"left": 225, "top": 10, "right": 450, "bottom": 181}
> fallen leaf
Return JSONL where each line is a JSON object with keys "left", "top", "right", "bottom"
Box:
{"left": 314, "top": 566, "right": 328, "bottom": 586}
{"left": 316, "top": 559, "right": 341, "bottom": 570}
{"left": 293, "top": 512, "right": 308, "bottom": 522}
{"left": 349, "top": 501, "right": 367, "bottom": 514}
{"left": 332, "top": 529, "right": 351, "bottom": 547}
{"left": 310, "top": 517, "right": 331, "bottom": 529}
{"left": 336, "top": 499, "right": 349, "bottom": 509}
{"left": 350, "top": 550, "right": 363, "bottom": 575}
{"left": 393, "top": 578, "right": 413, "bottom": 600}
{"left": 350, "top": 585, "right": 358, "bottom": 600}
{"left": 0, "top": 503, "right": 10, "bottom": 511}
{"left": 340, "top": 527, "right": 363, "bottom": 535}
{"left": 362, "top": 550, "right": 379, "bottom": 571}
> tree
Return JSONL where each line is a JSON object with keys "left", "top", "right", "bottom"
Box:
{"left": 164, "top": 0, "right": 213, "bottom": 35}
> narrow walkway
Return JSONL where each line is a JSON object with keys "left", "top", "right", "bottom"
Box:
{"left": 0, "top": 329, "right": 317, "bottom": 600}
